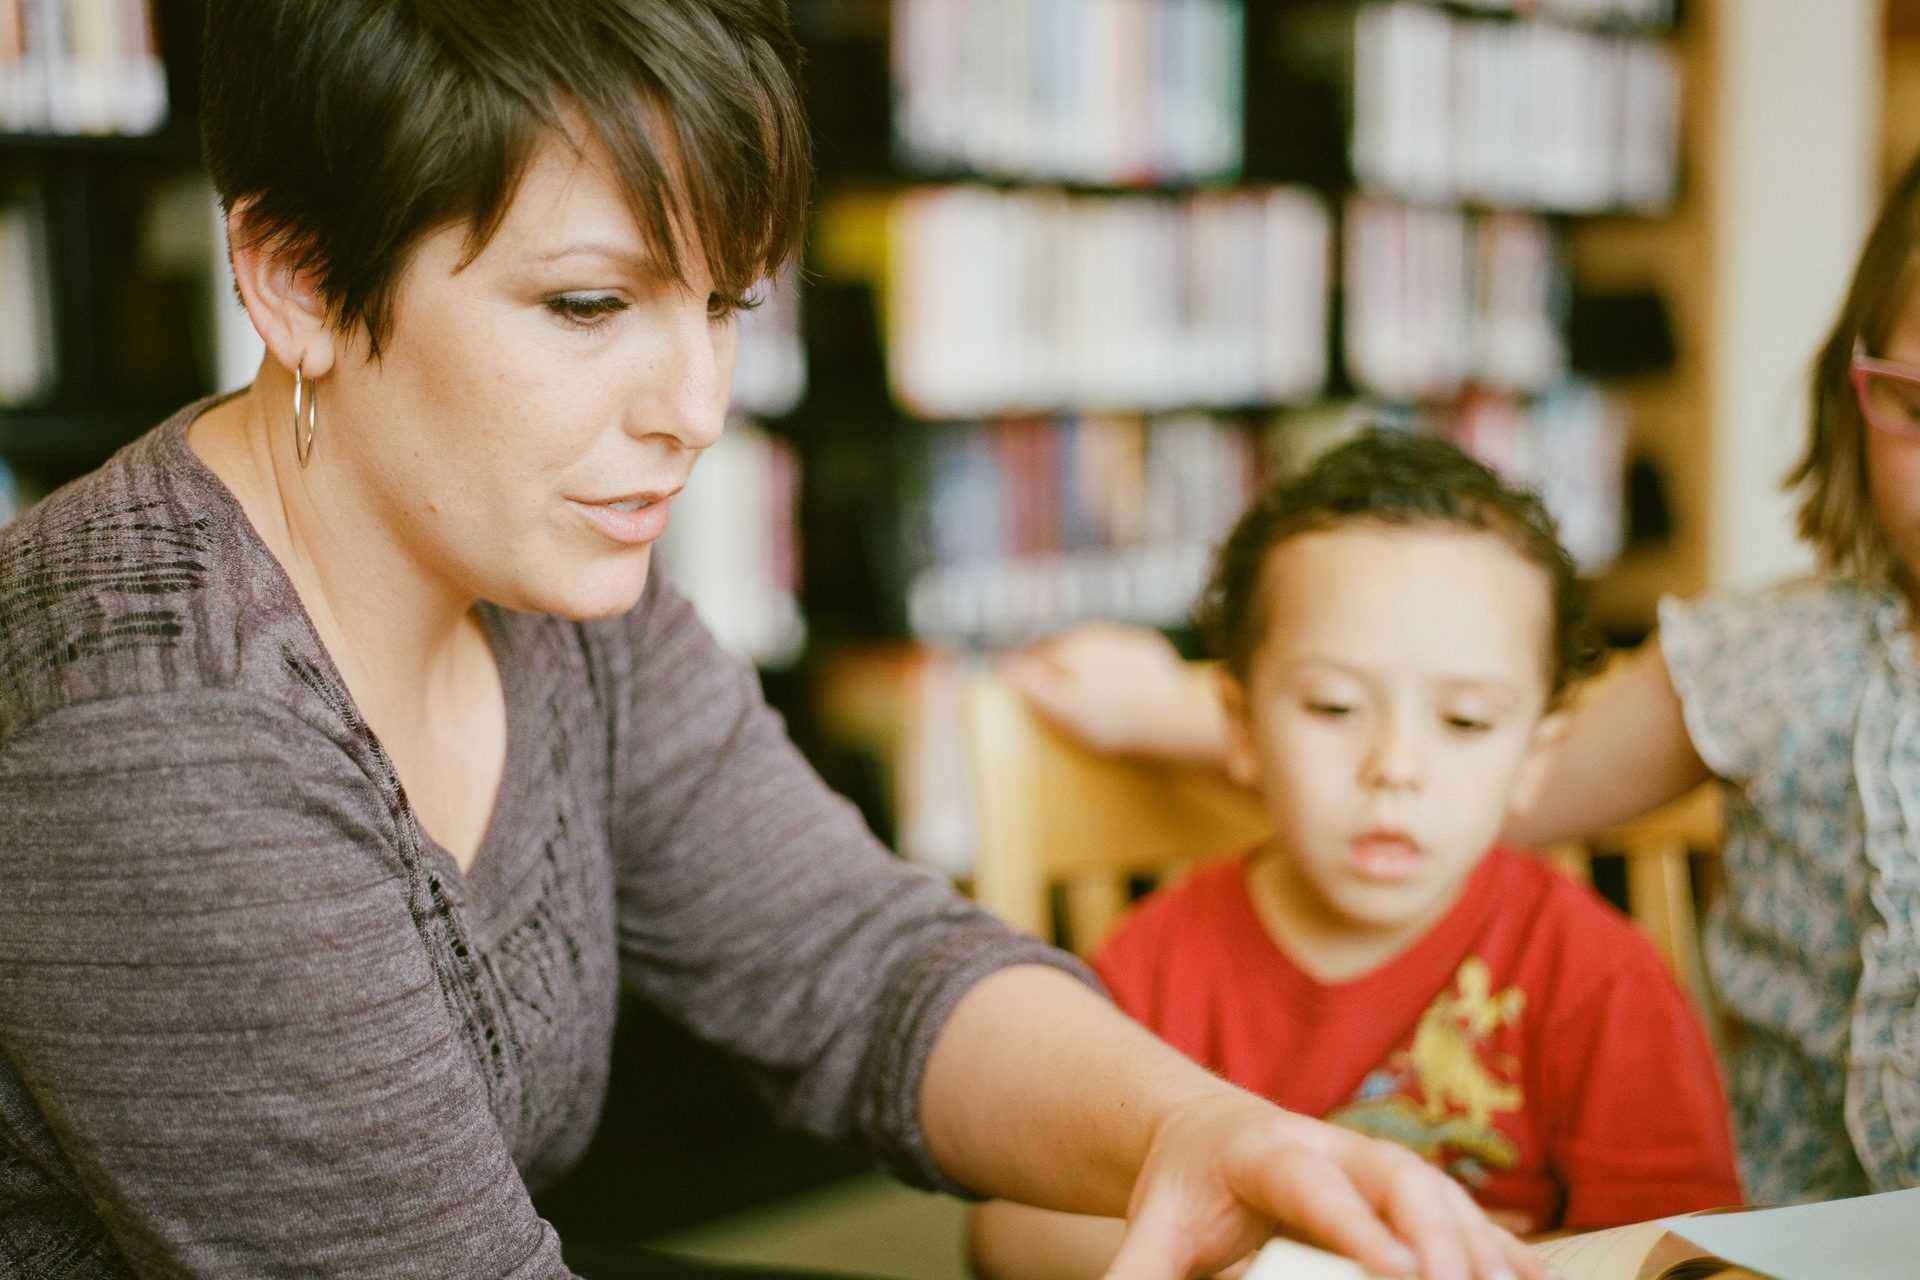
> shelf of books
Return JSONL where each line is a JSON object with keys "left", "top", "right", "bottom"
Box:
{"left": 800, "top": 0, "right": 1688, "bottom": 871}
{"left": 0, "top": 0, "right": 170, "bottom": 139}
{"left": 0, "top": 0, "right": 213, "bottom": 513}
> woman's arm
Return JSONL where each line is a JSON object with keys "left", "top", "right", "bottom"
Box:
{"left": 1502, "top": 641, "right": 1710, "bottom": 847}
{"left": 924, "top": 967, "right": 1547, "bottom": 1280}
{"left": 1002, "top": 624, "right": 1231, "bottom": 767}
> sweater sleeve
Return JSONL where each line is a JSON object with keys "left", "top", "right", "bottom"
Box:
{"left": 602, "top": 575, "right": 1096, "bottom": 1196}
{"left": 0, "top": 691, "right": 574, "bottom": 1279}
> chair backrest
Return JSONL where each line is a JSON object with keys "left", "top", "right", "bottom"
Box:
{"left": 1540, "top": 787, "right": 1722, "bottom": 1016}
{"left": 964, "top": 665, "right": 1724, "bottom": 1004}
{"left": 963, "top": 667, "right": 1269, "bottom": 956}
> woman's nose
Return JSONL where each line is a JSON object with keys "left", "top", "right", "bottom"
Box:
{"left": 627, "top": 296, "right": 731, "bottom": 452}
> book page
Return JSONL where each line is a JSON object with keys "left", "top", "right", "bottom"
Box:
{"left": 1532, "top": 1223, "right": 1731, "bottom": 1280}
{"left": 1659, "top": 1187, "right": 1920, "bottom": 1280}
{"left": 1532, "top": 1221, "right": 1677, "bottom": 1280}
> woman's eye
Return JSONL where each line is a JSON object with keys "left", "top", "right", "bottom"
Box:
{"left": 708, "top": 287, "right": 763, "bottom": 321}
{"left": 1444, "top": 714, "right": 1493, "bottom": 733}
{"left": 1305, "top": 701, "right": 1354, "bottom": 719}
{"left": 545, "top": 293, "right": 629, "bottom": 328}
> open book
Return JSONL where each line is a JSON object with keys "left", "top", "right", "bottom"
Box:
{"left": 1239, "top": 1187, "right": 1920, "bottom": 1280}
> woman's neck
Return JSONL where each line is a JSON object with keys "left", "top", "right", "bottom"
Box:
{"left": 186, "top": 380, "right": 478, "bottom": 717}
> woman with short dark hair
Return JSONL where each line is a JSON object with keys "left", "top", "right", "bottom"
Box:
{"left": 0, "top": 4, "right": 1545, "bottom": 1278}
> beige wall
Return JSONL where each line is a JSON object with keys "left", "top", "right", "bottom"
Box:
{"left": 1708, "top": 0, "right": 1881, "bottom": 588}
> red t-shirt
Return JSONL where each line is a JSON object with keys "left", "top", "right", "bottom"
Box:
{"left": 1093, "top": 848, "right": 1742, "bottom": 1231}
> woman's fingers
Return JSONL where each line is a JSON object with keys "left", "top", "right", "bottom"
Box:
{"left": 1226, "top": 1139, "right": 1420, "bottom": 1278}
{"left": 1101, "top": 1191, "right": 1206, "bottom": 1280}
{"left": 1437, "top": 1179, "right": 1534, "bottom": 1280}
{"left": 1225, "top": 1119, "right": 1549, "bottom": 1280}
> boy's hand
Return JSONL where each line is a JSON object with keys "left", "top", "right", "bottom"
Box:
{"left": 1110, "top": 1093, "right": 1544, "bottom": 1280}
{"left": 1002, "top": 623, "right": 1226, "bottom": 766}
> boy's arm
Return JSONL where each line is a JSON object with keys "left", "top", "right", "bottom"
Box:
{"left": 970, "top": 1200, "right": 1130, "bottom": 1280}
{"left": 1502, "top": 641, "right": 1709, "bottom": 847}
{"left": 1002, "top": 623, "right": 1232, "bottom": 768}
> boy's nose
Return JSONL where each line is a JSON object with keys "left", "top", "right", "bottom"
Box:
{"left": 1363, "top": 717, "right": 1426, "bottom": 791}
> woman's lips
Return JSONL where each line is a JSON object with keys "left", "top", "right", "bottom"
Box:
{"left": 569, "top": 493, "right": 672, "bottom": 546}
{"left": 1347, "top": 830, "right": 1423, "bottom": 883}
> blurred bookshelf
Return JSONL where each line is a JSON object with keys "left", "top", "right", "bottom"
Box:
{"left": 791, "top": 0, "right": 1695, "bottom": 874}
{"left": 0, "top": 0, "right": 217, "bottom": 504}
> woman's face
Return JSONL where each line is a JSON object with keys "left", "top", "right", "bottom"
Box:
{"left": 1865, "top": 282, "right": 1920, "bottom": 594}
{"left": 319, "top": 129, "right": 738, "bottom": 621}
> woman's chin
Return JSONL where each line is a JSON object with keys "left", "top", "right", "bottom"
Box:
{"left": 511, "top": 552, "right": 655, "bottom": 621}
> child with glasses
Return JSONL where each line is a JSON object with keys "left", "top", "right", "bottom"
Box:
{"left": 970, "top": 433, "right": 1741, "bottom": 1280}
{"left": 1005, "top": 155, "right": 1920, "bottom": 1209}
{"left": 1506, "top": 154, "right": 1920, "bottom": 1207}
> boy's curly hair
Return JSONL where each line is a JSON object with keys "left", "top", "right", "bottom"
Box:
{"left": 1195, "top": 429, "right": 1607, "bottom": 704}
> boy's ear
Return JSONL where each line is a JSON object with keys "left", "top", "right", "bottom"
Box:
{"left": 1507, "top": 709, "right": 1570, "bottom": 819}
{"left": 226, "top": 200, "right": 341, "bottom": 380}
{"left": 1213, "top": 667, "right": 1262, "bottom": 790}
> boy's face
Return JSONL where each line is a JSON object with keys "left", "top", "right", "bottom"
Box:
{"left": 1221, "top": 523, "right": 1560, "bottom": 956}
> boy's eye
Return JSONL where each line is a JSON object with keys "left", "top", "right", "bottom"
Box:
{"left": 1443, "top": 714, "right": 1493, "bottom": 733}
{"left": 545, "top": 293, "right": 629, "bottom": 328}
{"left": 1305, "top": 701, "right": 1355, "bottom": 719}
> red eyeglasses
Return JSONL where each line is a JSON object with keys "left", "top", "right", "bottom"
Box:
{"left": 1852, "top": 341, "right": 1920, "bottom": 441}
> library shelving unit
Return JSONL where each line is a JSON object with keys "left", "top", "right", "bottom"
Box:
{"left": 792, "top": 0, "right": 1690, "bottom": 876}
{"left": 0, "top": 0, "right": 214, "bottom": 508}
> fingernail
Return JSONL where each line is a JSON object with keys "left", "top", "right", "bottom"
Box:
{"left": 1382, "top": 1245, "right": 1417, "bottom": 1275}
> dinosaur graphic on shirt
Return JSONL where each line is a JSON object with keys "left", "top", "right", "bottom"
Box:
{"left": 1325, "top": 957, "right": 1525, "bottom": 1182}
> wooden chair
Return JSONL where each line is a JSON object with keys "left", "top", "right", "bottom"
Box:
{"left": 964, "top": 666, "right": 1724, "bottom": 1008}
{"left": 963, "top": 667, "right": 1269, "bottom": 957}
{"left": 1540, "top": 786, "right": 1723, "bottom": 1017}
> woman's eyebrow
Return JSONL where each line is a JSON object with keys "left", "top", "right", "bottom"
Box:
{"left": 530, "top": 241, "right": 675, "bottom": 280}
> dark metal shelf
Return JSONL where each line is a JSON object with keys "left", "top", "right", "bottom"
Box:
{"left": 0, "top": 405, "right": 166, "bottom": 463}
{"left": 0, "top": 122, "right": 203, "bottom": 165}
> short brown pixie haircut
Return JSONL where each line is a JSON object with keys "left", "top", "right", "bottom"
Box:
{"left": 1196, "top": 430, "right": 1606, "bottom": 705}
{"left": 1791, "top": 149, "right": 1920, "bottom": 583}
{"left": 200, "top": 0, "right": 811, "bottom": 357}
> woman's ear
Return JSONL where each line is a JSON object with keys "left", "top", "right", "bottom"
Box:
{"left": 1507, "top": 709, "right": 1570, "bottom": 820}
{"left": 1214, "top": 667, "right": 1262, "bottom": 790}
{"left": 226, "top": 201, "right": 339, "bottom": 379}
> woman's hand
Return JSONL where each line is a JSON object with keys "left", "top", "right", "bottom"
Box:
{"left": 1002, "top": 623, "right": 1230, "bottom": 767}
{"left": 1111, "top": 1093, "right": 1543, "bottom": 1280}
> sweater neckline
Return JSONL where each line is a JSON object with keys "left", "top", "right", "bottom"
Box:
{"left": 151, "top": 397, "right": 540, "bottom": 906}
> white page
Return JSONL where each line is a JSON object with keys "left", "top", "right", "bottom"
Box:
{"left": 1659, "top": 1187, "right": 1920, "bottom": 1280}
{"left": 1531, "top": 1221, "right": 1679, "bottom": 1280}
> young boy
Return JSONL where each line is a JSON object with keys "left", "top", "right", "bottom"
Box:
{"left": 970, "top": 432, "right": 1741, "bottom": 1280}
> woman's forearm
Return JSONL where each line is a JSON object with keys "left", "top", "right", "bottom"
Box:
{"left": 918, "top": 965, "right": 1222, "bottom": 1214}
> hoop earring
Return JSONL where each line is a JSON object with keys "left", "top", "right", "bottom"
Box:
{"left": 292, "top": 359, "right": 317, "bottom": 469}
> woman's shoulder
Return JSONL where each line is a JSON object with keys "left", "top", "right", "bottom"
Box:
{"left": 0, "top": 403, "right": 342, "bottom": 745}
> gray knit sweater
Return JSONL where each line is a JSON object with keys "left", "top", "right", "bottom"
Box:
{"left": 0, "top": 402, "right": 1083, "bottom": 1278}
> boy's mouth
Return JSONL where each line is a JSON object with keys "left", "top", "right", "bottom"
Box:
{"left": 1347, "top": 828, "right": 1424, "bottom": 883}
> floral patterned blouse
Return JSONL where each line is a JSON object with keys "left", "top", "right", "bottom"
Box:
{"left": 1661, "top": 579, "right": 1920, "bottom": 1203}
